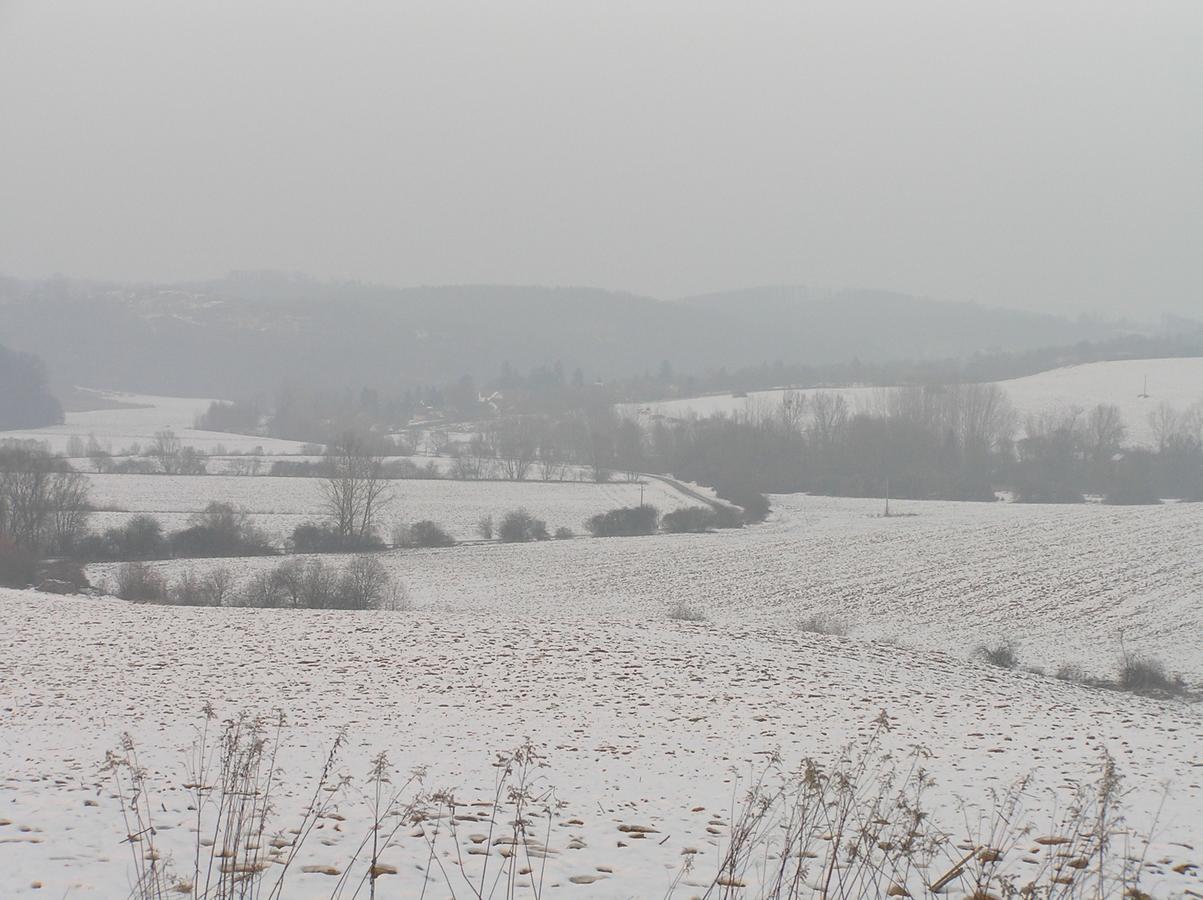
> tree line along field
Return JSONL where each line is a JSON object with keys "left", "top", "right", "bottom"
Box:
{"left": 82, "top": 472, "right": 700, "bottom": 544}
{"left": 622, "top": 357, "right": 1203, "bottom": 448}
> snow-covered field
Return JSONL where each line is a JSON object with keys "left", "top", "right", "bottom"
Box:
{"left": 3, "top": 392, "right": 1203, "bottom": 897}
{"left": 88, "top": 493, "right": 1203, "bottom": 682}
{"left": 0, "top": 390, "right": 309, "bottom": 454}
{"left": 197, "top": 453, "right": 601, "bottom": 481}
{"left": 622, "top": 357, "right": 1203, "bottom": 447}
{"left": 84, "top": 473, "right": 698, "bottom": 543}
{"left": 4, "top": 494, "right": 1203, "bottom": 897}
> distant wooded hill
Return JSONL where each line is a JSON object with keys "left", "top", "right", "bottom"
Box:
{"left": 0, "top": 273, "right": 1134, "bottom": 398}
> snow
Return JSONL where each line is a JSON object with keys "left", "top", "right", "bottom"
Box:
{"left": 0, "top": 390, "right": 310, "bottom": 454}
{"left": 621, "top": 357, "right": 1203, "bottom": 447}
{"left": 3, "top": 392, "right": 1202, "bottom": 896}
{"left": 88, "top": 493, "right": 1203, "bottom": 681}
{"left": 35, "top": 495, "right": 1197, "bottom": 896}
{"left": 2, "top": 566, "right": 1201, "bottom": 896}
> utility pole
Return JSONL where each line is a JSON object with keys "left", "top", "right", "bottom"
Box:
{"left": 640, "top": 481, "right": 645, "bottom": 508}
{"left": 884, "top": 477, "right": 890, "bottom": 518}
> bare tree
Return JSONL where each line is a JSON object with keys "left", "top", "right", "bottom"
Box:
{"left": 493, "top": 417, "right": 538, "bottom": 481}
{"left": 0, "top": 446, "right": 92, "bottom": 553}
{"left": 532, "top": 417, "right": 569, "bottom": 481}
{"left": 808, "top": 392, "right": 850, "bottom": 447}
{"left": 1085, "top": 403, "right": 1127, "bottom": 463}
{"left": 536, "top": 447, "right": 568, "bottom": 482}
{"left": 425, "top": 428, "right": 450, "bottom": 456}
{"left": 45, "top": 468, "right": 91, "bottom": 553}
{"left": 1182, "top": 402, "right": 1203, "bottom": 442}
{"left": 450, "top": 446, "right": 488, "bottom": 480}
{"left": 150, "top": 429, "right": 183, "bottom": 475}
{"left": 780, "top": 390, "right": 807, "bottom": 432}
{"left": 955, "top": 383, "right": 1016, "bottom": 459}
{"left": 320, "top": 433, "right": 393, "bottom": 543}
{"left": 86, "top": 433, "right": 113, "bottom": 473}
{"left": 179, "top": 446, "right": 208, "bottom": 475}
{"left": 1148, "top": 402, "right": 1181, "bottom": 452}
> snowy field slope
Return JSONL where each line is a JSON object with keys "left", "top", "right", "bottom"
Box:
{"left": 84, "top": 473, "right": 696, "bottom": 542}
{"left": 621, "top": 357, "right": 1203, "bottom": 447}
{"left": 2, "top": 586, "right": 1201, "bottom": 898}
{"left": 0, "top": 390, "right": 308, "bottom": 454}
{"left": 89, "top": 494, "right": 1203, "bottom": 681}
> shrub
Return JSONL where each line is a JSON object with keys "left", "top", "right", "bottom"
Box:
{"left": 290, "top": 559, "right": 340, "bottom": 609}
{"left": 553, "top": 526, "right": 574, "bottom": 540}
{"left": 798, "top": 613, "right": 849, "bottom": 636}
{"left": 712, "top": 503, "right": 745, "bottom": 528}
{"left": 169, "top": 572, "right": 206, "bottom": 608}
{"left": 476, "top": 515, "right": 494, "bottom": 540}
{"left": 335, "top": 555, "right": 405, "bottom": 610}
{"left": 116, "top": 558, "right": 408, "bottom": 611}
{"left": 291, "top": 522, "right": 384, "bottom": 554}
{"left": 235, "top": 557, "right": 404, "bottom": 611}
{"left": 114, "top": 562, "right": 167, "bottom": 602}
{"left": 240, "top": 569, "right": 288, "bottom": 609}
{"left": 235, "top": 560, "right": 321, "bottom": 609}
{"left": 974, "top": 640, "right": 1020, "bottom": 669}
{"left": 75, "top": 515, "right": 169, "bottom": 561}
{"left": 1054, "top": 663, "right": 1088, "bottom": 683}
{"left": 0, "top": 533, "right": 38, "bottom": 587}
{"left": 70, "top": 533, "right": 111, "bottom": 560}
{"left": 1118, "top": 655, "right": 1184, "bottom": 696}
{"left": 168, "top": 569, "right": 232, "bottom": 607}
{"left": 37, "top": 559, "right": 90, "bottom": 593}
{"left": 667, "top": 600, "right": 707, "bottom": 622}
{"left": 108, "top": 515, "right": 168, "bottom": 560}
{"left": 497, "top": 508, "right": 549, "bottom": 543}
{"left": 585, "top": 505, "right": 659, "bottom": 537}
{"left": 109, "top": 457, "right": 158, "bottom": 475}
{"left": 723, "top": 486, "right": 770, "bottom": 523}
{"left": 170, "top": 502, "right": 274, "bottom": 557}
{"left": 662, "top": 506, "right": 717, "bottom": 533}
{"left": 393, "top": 520, "right": 456, "bottom": 548}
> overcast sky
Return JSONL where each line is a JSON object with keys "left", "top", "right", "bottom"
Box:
{"left": 1, "top": 1, "right": 1200, "bottom": 318}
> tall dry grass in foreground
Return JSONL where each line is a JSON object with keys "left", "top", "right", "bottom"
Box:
{"left": 673, "top": 712, "right": 1158, "bottom": 899}
{"left": 107, "top": 709, "right": 1165, "bottom": 899}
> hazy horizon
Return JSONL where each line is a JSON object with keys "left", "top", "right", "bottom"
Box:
{"left": 2, "top": 1, "right": 1201, "bottom": 319}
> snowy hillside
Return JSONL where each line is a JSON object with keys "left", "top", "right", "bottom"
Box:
{"left": 3, "top": 531, "right": 1202, "bottom": 897}
{"left": 0, "top": 390, "right": 308, "bottom": 454}
{"left": 623, "top": 357, "right": 1203, "bottom": 447}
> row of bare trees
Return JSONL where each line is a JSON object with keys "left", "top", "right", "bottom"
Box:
{"left": 615, "top": 385, "right": 1203, "bottom": 505}
{"left": 436, "top": 413, "right": 638, "bottom": 483}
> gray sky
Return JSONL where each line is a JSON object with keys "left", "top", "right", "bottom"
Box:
{"left": 1, "top": 0, "right": 1200, "bottom": 318}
